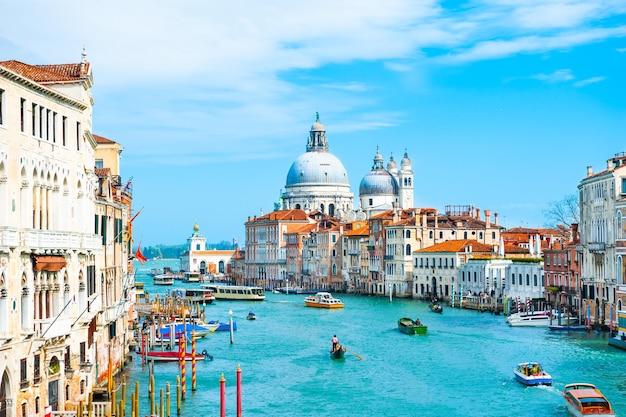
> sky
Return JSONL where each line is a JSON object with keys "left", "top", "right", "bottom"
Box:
{"left": 2, "top": 1, "right": 626, "bottom": 246}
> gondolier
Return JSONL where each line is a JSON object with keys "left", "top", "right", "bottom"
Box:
{"left": 331, "top": 335, "right": 339, "bottom": 351}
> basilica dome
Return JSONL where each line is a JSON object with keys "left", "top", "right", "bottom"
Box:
{"left": 359, "top": 169, "right": 399, "bottom": 195}
{"left": 286, "top": 152, "right": 349, "bottom": 186}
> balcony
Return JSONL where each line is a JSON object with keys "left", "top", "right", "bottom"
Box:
{"left": 588, "top": 242, "right": 606, "bottom": 253}
{"left": 35, "top": 316, "right": 72, "bottom": 339}
{"left": 20, "top": 230, "right": 102, "bottom": 252}
{"left": 0, "top": 227, "right": 19, "bottom": 248}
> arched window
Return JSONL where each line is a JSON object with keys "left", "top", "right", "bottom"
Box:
{"left": 332, "top": 264, "right": 337, "bottom": 275}
{"left": 406, "top": 230, "right": 411, "bottom": 238}
{"left": 295, "top": 204, "right": 301, "bottom": 209}
{"left": 329, "top": 204, "right": 335, "bottom": 217}
{"left": 405, "top": 244, "right": 411, "bottom": 255}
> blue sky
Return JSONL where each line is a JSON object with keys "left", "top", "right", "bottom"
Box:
{"left": 2, "top": 1, "right": 625, "bottom": 246}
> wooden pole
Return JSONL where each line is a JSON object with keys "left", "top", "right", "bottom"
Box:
{"left": 166, "top": 382, "right": 171, "bottom": 417}
{"left": 220, "top": 373, "right": 226, "bottom": 417}
{"left": 134, "top": 381, "right": 139, "bottom": 417}
{"left": 191, "top": 329, "right": 196, "bottom": 392}
{"left": 160, "top": 389, "right": 164, "bottom": 417}
{"left": 150, "top": 373, "right": 155, "bottom": 415}
{"left": 176, "top": 376, "right": 181, "bottom": 416}
{"left": 236, "top": 365, "right": 242, "bottom": 417}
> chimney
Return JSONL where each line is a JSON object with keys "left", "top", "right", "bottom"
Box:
{"left": 476, "top": 208, "right": 481, "bottom": 220}
{"left": 494, "top": 212, "right": 499, "bottom": 226}
{"left": 572, "top": 223, "right": 579, "bottom": 244}
{"left": 608, "top": 159, "right": 614, "bottom": 171}
{"left": 422, "top": 212, "right": 427, "bottom": 227}
{"left": 484, "top": 210, "right": 491, "bottom": 228}
{"left": 587, "top": 166, "right": 593, "bottom": 177}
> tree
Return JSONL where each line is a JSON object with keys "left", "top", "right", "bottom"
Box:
{"left": 543, "top": 193, "right": 579, "bottom": 229}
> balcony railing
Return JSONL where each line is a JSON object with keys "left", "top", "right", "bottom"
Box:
{"left": 588, "top": 242, "right": 606, "bottom": 253}
{"left": 20, "top": 230, "right": 102, "bottom": 252}
{"left": 35, "top": 316, "right": 73, "bottom": 339}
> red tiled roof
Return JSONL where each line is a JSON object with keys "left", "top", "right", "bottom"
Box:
{"left": 94, "top": 134, "right": 116, "bottom": 144}
{"left": 417, "top": 239, "right": 494, "bottom": 253}
{"left": 0, "top": 60, "right": 90, "bottom": 83}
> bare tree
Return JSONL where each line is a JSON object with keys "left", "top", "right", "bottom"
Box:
{"left": 543, "top": 193, "right": 580, "bottom": 228}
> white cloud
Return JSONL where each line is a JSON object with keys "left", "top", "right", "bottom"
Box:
{"left": 574, "top": 76, "right": 606, "bottom": 87}
{"left": 532, "top": 69, "right": 575, "bottom": 83}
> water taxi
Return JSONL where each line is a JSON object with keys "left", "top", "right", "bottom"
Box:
{"left": 513, "top": 362, "right": 552, "bottom": 386}
{"left": 183, "top": 272, "right": 201, "bottom": 283}
{"left": 304, "top": 292, "right": 344, "bottom": 309}
{"left": 201, "top": 284, "right": 266, "bottom": 301}
{"left": 153, "top": 274, "right": 175, "bottom": 286}
{"left": 563, "top": 383, "right": 614, "bottom": 417}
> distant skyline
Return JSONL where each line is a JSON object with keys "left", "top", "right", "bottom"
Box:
{"left": 2, "top": 1, "right": 625, "bottom": 246}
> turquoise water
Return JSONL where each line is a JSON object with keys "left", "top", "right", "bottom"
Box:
{"left": 127, "top": 261, "right": 626, "bottom": 417}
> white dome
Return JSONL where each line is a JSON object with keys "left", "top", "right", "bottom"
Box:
{"left": 286, "top": 152, "right": 349, "bottom": 186}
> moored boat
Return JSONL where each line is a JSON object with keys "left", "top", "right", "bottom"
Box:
{"left": 513, "top": 362, "right": 552, "bottom": 386}
{"left": 608, "top": 310, "right": 626, "bottom": 350}
{"left": 563, "top": 383, "right": 615, "bottom": 417}
{"left": 304, "top": 292, "right": 344, "bottom": 309}
{"left": 208, "top": 320, "right": 238, "bottom": 331}
{"left": 136, "top": 349, "right": 209, "bottom": 362}
{"left": 398, "top": 318, "right": 427, "bottom": 335}
{"left": 156, "top": 322, "right": 219, "bottom": 342}
{"left": 506, "top": 311, "right": 551, "bottom": 327}
{"left": 330, "top": 344, "right": 346, "bottom": 360}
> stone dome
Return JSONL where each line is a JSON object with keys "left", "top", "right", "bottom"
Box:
{"left": 286, "top": 152, "right": 350, "bottom": 186}
{"left": 359, "top": 169, "right": 399, "bottom": 195}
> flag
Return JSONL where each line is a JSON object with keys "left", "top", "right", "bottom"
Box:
{"left": 135, "top": 243, "right": 148, "bottom": 264}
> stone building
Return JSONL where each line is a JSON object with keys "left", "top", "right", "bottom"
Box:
{"left": 0, "top": 55, "right": 134, "bottom": 416}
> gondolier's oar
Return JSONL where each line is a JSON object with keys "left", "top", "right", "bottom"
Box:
{"left": 346, "top": 347, "right": 364, "bottom": 360}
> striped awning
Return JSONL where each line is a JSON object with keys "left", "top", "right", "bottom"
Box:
{"left": 32, "top": 255, "right": 67, "bottom": 271}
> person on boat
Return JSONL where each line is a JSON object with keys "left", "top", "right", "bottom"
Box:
{"left": 247, "top": 311, "right": 255, "bottom": 317}
{"left": 331, "top": 335, "right": 339, "bottom": 351}
{"left": 414, "top": 318, "right": 421, "bottom": 326}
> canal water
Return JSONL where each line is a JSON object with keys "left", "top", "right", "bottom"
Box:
{"left": 128, "top": 260, "right": 626, "bottom": 417}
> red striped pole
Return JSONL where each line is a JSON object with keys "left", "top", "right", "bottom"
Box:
{"left": 180, "top": 333, "right": 186, "bottom": 401}
{"left": 220, "top": 374, "right": 226, "bottom": 417}
{"left": 191, "top": 329, "right": 196, "bottom": 392}
{"left": 236, "top": 365, "right": 242, "bottom": 417}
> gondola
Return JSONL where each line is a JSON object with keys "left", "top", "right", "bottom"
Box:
{"left": 330, "top": 344, "right": 346, "bottom": 360}
{"left": 429, "top": 302, "right": 443, "bottom": 313}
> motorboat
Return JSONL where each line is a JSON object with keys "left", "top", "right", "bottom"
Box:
{"left": 563, "top": 383, "right": 615, "bottom": 416}
{"left": 506, "top": 311, "right": 551, "bottom": 327}
{"left": 304, "top": 292, "right": 344, "bottom": 309}
{"left": 397, "top": 318, "right": 427, "bottom": 335}
{"left": 608, "top": 310, "right": 626, "bottom": 350}
{"left": 513, "top": 362, "right": 552, "bottom": 386}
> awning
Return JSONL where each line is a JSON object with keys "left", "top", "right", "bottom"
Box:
{"left": 32, "top": 255, "right": 67, "bottom": 272}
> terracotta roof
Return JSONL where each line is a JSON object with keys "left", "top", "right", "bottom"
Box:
{"left": 249, "top": 209, "right": 309, "bottom": 222}
{"left": 344, "top": 225, "right": 370, "bottom": 236}
{"left": 0, "top": 60, "right": 90, "bottom": 83}
{"left": 94, "top": 134, "right": 116, "bottom": 144}
{"left": 417, "top": 239, "right": 494, "bottom": 253}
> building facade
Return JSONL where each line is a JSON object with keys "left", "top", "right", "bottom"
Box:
{"left": 0, "top": 56, "right": 133, "bottom": 416}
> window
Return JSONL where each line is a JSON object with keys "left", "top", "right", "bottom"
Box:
{"left": 464, "top": 232, "right": 468, "bottom": 239}
{"left": 39, "top": 106, "right": 43, "bottom": 138}
{"left": 20, "top": 358, "right": 27, "bottom": 382}
{"left": 332, "top": 235, "right": 336, "bottom": 243}
{"left": 32, "top": 103, "right": 37, "bottom": 135}
{"left": 76, "top": 121, "right": 81, "bottom": 150}
{"left": 34, "top": 354, "right": 40, "bottom": 380}
{"left": 406, "top": 230, "right": 411, "bottom": 238}
{"left": 0, "top": 88, "right": 4, "bottom": 125}
{"left": 405, "top": 244, "right": 411, "bottom": 255}
{"left": 52, "top": 111, "right": 57, "bottom": 142}
{"left": 87, "top": 265, "right": 96, "bottom": 296}
{"left": 20, "top": 98, "right": 26, "bottom": 132}
{"left": 439, "top": 231, "right": 443, "bottom": 239}
{"left": 62, "top": 116, "right": 67, "bottom": 146}
{"left": 80, "top": 342, "right": 86, "bottom": 363}
{"left": 369, "top": 198, "right": 373, "bottom": 206}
